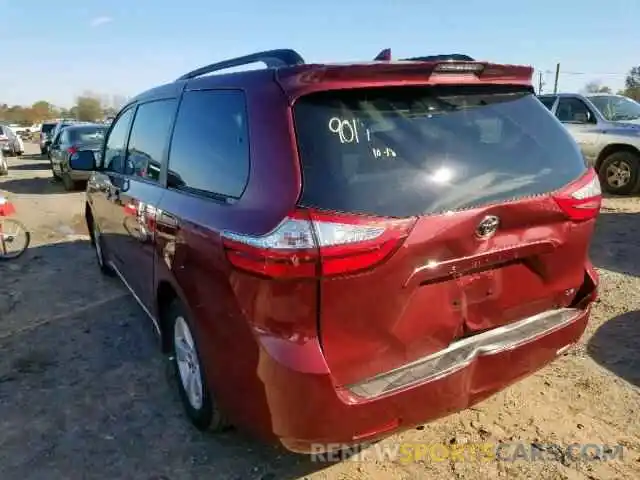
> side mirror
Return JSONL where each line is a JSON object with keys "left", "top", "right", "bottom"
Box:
{"left": 69, "top": 150, "right": 97, "bottom": 171}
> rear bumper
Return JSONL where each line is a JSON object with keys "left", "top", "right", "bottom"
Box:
{"left": 256, "top": 304, "right": 592, "bottom": 453}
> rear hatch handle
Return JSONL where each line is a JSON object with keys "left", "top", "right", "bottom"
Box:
{"left": 404, "top": 240, "right": 559, "bottom": 288}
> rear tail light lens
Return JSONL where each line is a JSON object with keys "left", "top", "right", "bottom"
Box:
{"left": 552, "top": 168, "right": 602, "bottom": 221}
{"left": 67, "top": 146, "right": 78, "bottom": 155}
{"left": 222, "top": 209, "right": 416, "bottom": 278}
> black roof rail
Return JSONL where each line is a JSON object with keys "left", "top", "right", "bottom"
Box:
{"left": 176, "top": 48, "right": 306, "bottom": 81}
{"left": 373, "top": 48, "right": 392, "bottom": 61}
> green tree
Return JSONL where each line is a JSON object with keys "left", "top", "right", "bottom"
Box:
{"left": 621, "top": 66, "right": 640, "bottom": 101}
{"left": 74, "top": 96, "right": 103, "bottom": 121}
{"left": 31, "top": 100, "right": 54, "bottom": 122}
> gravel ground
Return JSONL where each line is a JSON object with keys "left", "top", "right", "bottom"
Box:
{"left": 0, "top": 144, "right": 639, "bottom": 480}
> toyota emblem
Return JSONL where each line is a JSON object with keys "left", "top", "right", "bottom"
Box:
{"left": 475, "top": 215, "right": 500, "bottom": 239}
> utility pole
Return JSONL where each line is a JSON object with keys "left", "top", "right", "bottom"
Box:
{"left": 553, "top": 63, "right": 560, "bottom": 94}
{"left": 538, "top": 71, "right": 544, "bottom": 94}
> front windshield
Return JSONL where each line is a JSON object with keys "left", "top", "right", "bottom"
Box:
{"left": 588, "top": 95, "right": 640, "bottom": 121}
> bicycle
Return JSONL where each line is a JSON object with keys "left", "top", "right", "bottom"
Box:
{"left": 0, "top": 195, "right": 30, "bottom": 260}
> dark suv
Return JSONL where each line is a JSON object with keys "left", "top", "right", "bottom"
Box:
{"left": 39, "top": 121, "right": 57, "bottom": 155}
{"left": 71, "top": 49, "right": 601, "bottom": 453}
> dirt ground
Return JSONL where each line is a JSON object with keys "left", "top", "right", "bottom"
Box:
{"left": 0, "top": 144, "right": 639, "bottom": 480}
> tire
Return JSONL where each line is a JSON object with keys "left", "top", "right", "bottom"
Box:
{"left": 167, "top": 299, "right": 229, "bottom": 432}
{"left": 0, "top": 156, "right": 7, "bottom": 176}
{"left": 88, "top": 212, "right": 114, "bottom": 276}
{"left": 598, "top": 151, "right": 640, "bottom": 195}
{"left": 50, "top": 159, "right": 60, "bottom": 180}
{"left": 62, "top": 173, "right": 78, "bottom": 191}
{"left": 0, "top": 218, "right": 31, "bottom": 260}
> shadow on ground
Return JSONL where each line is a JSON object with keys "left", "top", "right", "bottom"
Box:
{"left": 0, "top": 240, "right": 334, "bottom": 480}
{"left": 590, "top": 211, "right": 640, "bottom": 276}
{"left": 0, "top": 176, "right": 68, "bottom": 195}
{"left": 8, "top": 161, "right": 51, "bottom": 171}
{"left": 19, "top": 153, "right": 46, "bottom": 161}
{"left": 587, "top": 310, "right": 640, "bottom": 387}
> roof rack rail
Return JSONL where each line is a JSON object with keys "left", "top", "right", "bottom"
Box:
{"left": 176, "top": 49, "right": 306, "bottom": 81}
{"left": 373, "top": 49, "right": 475, "bottom": 62}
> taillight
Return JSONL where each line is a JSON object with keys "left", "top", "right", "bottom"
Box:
{"left": 221, "top": 209, "right": 416, "bottom": 278}
{"left": 552, "top": 168, "right": 602, "bottom": 221}
{"left": 67, "top": 146, "right": 78, "bottom": 155}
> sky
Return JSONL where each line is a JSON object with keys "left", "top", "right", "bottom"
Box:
{"left": 0, "top": 0, "right": 638, "bottom": 107}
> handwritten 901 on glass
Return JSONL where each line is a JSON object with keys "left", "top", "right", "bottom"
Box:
{"left": 328, "top": 117, "right": 397, "bottom": 159}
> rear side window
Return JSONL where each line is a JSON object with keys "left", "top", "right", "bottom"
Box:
{"left": 168, "top": 90, "right": 250, "bottom": 199}
{"left": 126, "top": 99, "right": 176, "bottom": 182}
{"left": 69, "top": 126, "right": 106, "bottom": 143}
{"left": 41, "top": 124, "right": 55, "bottom": 133}
{"left": 293, "top": 86, "right": 586, "bottom": 218}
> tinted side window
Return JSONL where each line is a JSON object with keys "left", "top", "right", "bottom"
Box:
{"left": 51, "top": 130, "right": 62, "bottom": 146}
{"left": 538, "top": 96, "right": 557, "bottom": 110}
{"left": 104, "top": 108, "right": 135, "bottom": 172}
{"left": 556, "top": 97, "right": 595, "bottom": 123}
{"left": 126, "top": 99, "right": 176, "bottom": 182}
{"left": 168, "top": 90, "right": 249, "bottom": 198}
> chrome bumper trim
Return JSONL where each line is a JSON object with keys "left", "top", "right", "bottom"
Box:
{"left": 346, "top": 308, "right": 582, "bottom": 399}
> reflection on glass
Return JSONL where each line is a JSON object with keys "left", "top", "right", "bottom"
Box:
{"left": 588, "top": 95, "right": 640, "bottom": 122}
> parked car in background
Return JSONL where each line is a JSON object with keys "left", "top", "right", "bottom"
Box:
{"left": 46, "top": 121, "right": 76, "bottom": 174}
{"left": 72, "top": 49, "right": 600, "bottom": 453}
{"left": 0, "top": 125, "right": 24, "bottom": 157}
{"left": 0, "top": 150, "right": 7, "bottom": 176}
{"left": 39, "top": 122, "right": 57, "bottom": 155}
{"left": 538, "top": 92, "right": 640, "bottom": 195}
{"left": 48, "top": 123, "right": 107, "bottom": 190}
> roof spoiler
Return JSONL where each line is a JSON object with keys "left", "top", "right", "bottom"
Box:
{"left": 175, "top": 48, "right": 531, "bottom": 83}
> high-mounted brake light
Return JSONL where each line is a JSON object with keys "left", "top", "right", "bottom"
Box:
{"left": 552, "top": 168, "right": 602, "bottom": 221}
{"left": 222, "top": 209, "right": 416, "bottom": 278}
{"left": 433, "top": 62, "right": 485, "bottom": 74}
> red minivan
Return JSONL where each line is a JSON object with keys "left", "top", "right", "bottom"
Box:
{"left": 74, "top": 49, "right": 601, "bottom": 453}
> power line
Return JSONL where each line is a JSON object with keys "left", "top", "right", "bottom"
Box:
{"left": 538, "top": 69, "right": 628, "bottom": 76}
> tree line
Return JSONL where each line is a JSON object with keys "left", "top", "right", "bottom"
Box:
{"left": 0, "top": 92, "right": 128, "bottom": 126}
{"left": 583, "top": 66, "right": 640, "bottom": 99}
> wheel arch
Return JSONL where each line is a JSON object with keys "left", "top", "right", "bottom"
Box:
{"left": 84, "top": 202, "right": 95, "bottom": 244}
{"left": 595, "top": 143, "right": 640, "bottom": 171}
{"left": 156, "top": 279, "right": 178, "bottom": 353}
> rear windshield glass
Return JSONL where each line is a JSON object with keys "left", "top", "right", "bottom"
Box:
{"left": 69, "top": 126, "right": 106, "bottom": 143}
{"left": 41, "top": 124, "right": 55, "bottom": 133}
{"left": 294, "top": 86, "right": 586, "bottom": 218}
